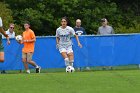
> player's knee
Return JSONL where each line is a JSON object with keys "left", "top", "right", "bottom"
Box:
{"left": 0, "top": 59, "right": 4, "bottom": 62}
{"left": 68, "top": 53, "right": 73, "bottom": 56}
{"left": 22, "top": 59, "right": 26, "bottom": 63}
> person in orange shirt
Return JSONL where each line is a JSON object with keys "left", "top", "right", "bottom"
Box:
{"left": 19, "top": 22, "right": 41, "bottom": 74}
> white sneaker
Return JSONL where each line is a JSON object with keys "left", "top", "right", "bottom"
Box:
{"left": 86, "top": 67, "right": 91, "bottom": 70}
{"left": 26, "top": 70, "right": 30, "bottom": 74}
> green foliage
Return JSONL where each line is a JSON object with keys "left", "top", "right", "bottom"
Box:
{"left": 0, "top": 2, "right": 13, "bottom": 29}
{"left": 0, "top": 2, "right": 23, "bottom": 35}
{"left": 2, "top": 0, "right": 139, "bottom": 36}
{"left": 115, "top": 21, "right": 140, "bottom": 34}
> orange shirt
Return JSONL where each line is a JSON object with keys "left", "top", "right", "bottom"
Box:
{"left": 22, "top": 29, "right": 36, "bottom": 53}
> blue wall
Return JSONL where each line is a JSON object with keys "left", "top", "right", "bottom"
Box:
{"left": 0, "top": 34, "right": 140, "bottom": 70}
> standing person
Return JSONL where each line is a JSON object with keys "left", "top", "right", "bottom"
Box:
{"left": 98, "top": 18, "right": 114, "bottom": 35}
{"left": 2, "top": 23, "right": 15, "bottom": 38}
{"left": 1, "top": 23, "right": 15, "bottom": 73}
{"left": 0, "top": 17, "right": 10, "bottom": 73}
{"left": 56, "top": 17, "right": 82, "bottom": 70}
{"left": 97, "top": 18, "right": 114, "bottom": 70}
{"left": 19, "top": 22, "right": 41, "bottom": 74}
{"left": 73, "top": 19, "right": 86, "bottom": 35}
{"left": 73, "top": 19, "right": 90, "bottom": 71}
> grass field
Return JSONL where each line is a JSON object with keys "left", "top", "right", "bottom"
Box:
{"left": 0, "top": 70, "right": 140, "bottom": 93}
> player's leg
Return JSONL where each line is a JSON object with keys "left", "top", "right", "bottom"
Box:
{"left": 26, "top": 52, "right": 41, "bottom": 73}
{"left": 22, "top": 52, "right": 30, "bottom": 73}
{"left": 61, "top": 52, "right": 69, "bottom": 66}
{"left": 67, "top": 52, "right": 74, "bottom": 66}
{"left": 59, "top": 47, "right": 69, "bottom": 66}
{"left": 0, "top": 52, "right": 4, "bottom": 62}
{"left": 0, "top": 44, "right": 4, "bottom": 62}
{"left": 0, "top": 52, "right": 5, "bottom": 73}
{"left": 0, "top": 42, "right": 7, "bottom": 74}
{"left": 67, "top": 46, "right": 74, "bottom": 67}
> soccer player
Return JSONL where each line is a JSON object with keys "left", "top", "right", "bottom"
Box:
{"left": 19, "top": 22, "right": 41, "bottom": 74}
{"left": 0, "top": 17, "right": 10, "bottom": 73}
{"left": 56, "top": 17, "right": 82, "bottom": 69}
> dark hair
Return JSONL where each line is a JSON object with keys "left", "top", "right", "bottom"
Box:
{"left": 61, "top": 16, "right": 71, "bottom": 26}
{"left": 24, "top": 21, "right": 30, "bottom": 25}
{"left": 61, "top": 17, "right": 68, "bottom": 22}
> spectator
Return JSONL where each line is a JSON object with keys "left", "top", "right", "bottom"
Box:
{"left": 73, "top": 19, "right": 90, "bottom": 71}
{"left": 98, "top": 18, "right": 114, "bottom": 35}
{"left": 2, "top": 23, "right": 15, "bottom": 38}
{"left": 73, "top": 19, "right": 86, "bottom": 35}
{"left": 1, "top": 23, "right": 15, "bottom": 73}
{"left": 97, "top": 18, "right": 114, "bottom": 70}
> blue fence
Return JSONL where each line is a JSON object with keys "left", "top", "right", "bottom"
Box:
{"left": 0, "top": 34, "right": 140, "bottom": 70}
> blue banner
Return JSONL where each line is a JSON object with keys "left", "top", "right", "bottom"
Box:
{"left": 0, "top": 34, "right": 140, "bottom": 70}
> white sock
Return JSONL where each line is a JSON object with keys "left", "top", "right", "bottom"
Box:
{"left": 64, "top": 58, "right": 69, "bottom": 66}
{"left": 69, "top": 60, "right": 74, "bottom": 67}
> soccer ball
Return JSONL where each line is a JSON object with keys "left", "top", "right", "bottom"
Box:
{"left": 15, "top": 35, "right": 22, "bottom": 41}
{"left": 66, "top": 66, "right": 75, "bottom": 73}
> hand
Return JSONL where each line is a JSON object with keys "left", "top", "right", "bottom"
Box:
{"left": 78, "top": 42, "right": 82, "bottom": 48}
{"left": 7, "top": 40, "right": 10, "bottom": 45}
{"left": 6, "top": 37, "right": 10, "bottom": 45}
{"left": 24, "top": 40, "right": 28, "bottom": 43}
{"left": 17, "top": 40, "right": 22, "bottom": 44}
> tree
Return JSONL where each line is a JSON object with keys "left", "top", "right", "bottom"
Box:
{"left": 2, "top": 0, "right": 140, "bottom": 35}
{"left": 0, "top": 2, "right": 22, "bottom": 35}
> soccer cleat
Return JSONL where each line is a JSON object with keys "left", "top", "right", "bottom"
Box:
{"left": 36, "top": 66, "right": 41, "bottom": 73}
{"left": 1, "top": 70, "right": 6, "bottom": 74}
{"left": 26, "top": 70, "right": 30, "bottom": 74}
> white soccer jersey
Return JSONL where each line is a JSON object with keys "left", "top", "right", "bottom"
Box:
{"left": 56, "top": 26, "right": 75, "bottom": 46}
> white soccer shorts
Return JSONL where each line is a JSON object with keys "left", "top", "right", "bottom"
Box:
{"left": 59, "top": 45, "right": 73, "bottom": 54}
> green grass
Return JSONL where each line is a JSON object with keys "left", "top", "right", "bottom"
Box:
{"left": 0, "top": 70, "right": 140, "bottom": 93}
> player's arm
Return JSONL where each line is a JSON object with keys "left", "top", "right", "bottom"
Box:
{"left": 56, "top": 37, "right": 59, "bottom": 44}
{"left": 74, "top": 34, "right": 82, "bottom": 48}
{"left": 0, "top": 17, "right": 10, "bottom": 44}
{"left": 71, "top": 27, "right": 82, "bottom": 48}
{"left": 56, "top": 29, "right": 60, "bottom": 49}
{"left": 56, "top": 37, "right": 60, "bottom": 49}
{"left": 56, "top": 29, "right": 59, "bottom": 44}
